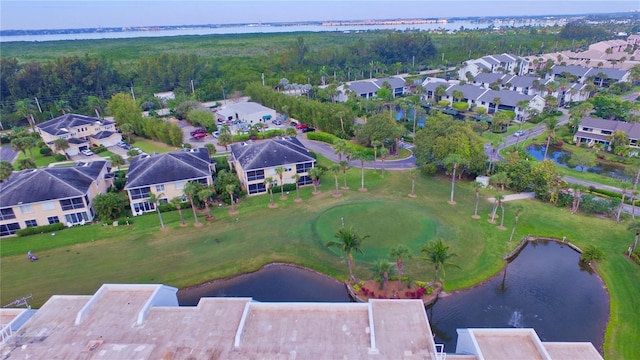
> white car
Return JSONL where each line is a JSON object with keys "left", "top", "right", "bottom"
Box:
{"left": 81, "top": 149, "right": 94, "bottom": 156}
{"left": 514, "top": 130, "right": 526, "bottom": 137}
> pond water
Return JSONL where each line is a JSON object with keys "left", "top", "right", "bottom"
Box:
{"left": 177, "top": 240, "right": 609, "bottom": 354}
{"left": 176, "top": 264, "right": 352, "bottom": 306}
{"left": 426, "top": 240, "right": 609, "bottom": 353}
{"left": 526, "top": 144, "right": 630, "bottom": 181}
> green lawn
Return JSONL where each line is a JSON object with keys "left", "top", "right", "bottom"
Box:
{"left": 0, "top": 162, "right": 637, "bottom": 359}
{"left": 129, "top": 136, "right": 179, "bottom": 154}
{"left": 14, "top": 147, "right": 59, "bottom": 168}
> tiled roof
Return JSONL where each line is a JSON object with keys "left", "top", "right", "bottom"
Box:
{"left": 473, "top": 73, "right": 505, "bottom": 84}
{"left": 90, "top": 131, "right": 115, "bottom": 140}
{"left": 446, "top": 84, "right": 489, "bottom": 100}
{"left": 477, "top": 89, "right": 536, "bottom": 107}
{"left": 579, "top": 117, "right": 640, "bottom": 139}
{"left": 374, "top": 76, "right": 406, "bottom": 89}
{"left": 551, "top": 65, "right": 592, "bottom": 77}
{"left": 36, "top": 114, "right": 115, "bottom": 136}
{"left": 506, "top": 76, "right": 540, "bottom": 88}
{"left": 230, "top": 137, "right": 314, "bottom": 171}
{"left": 348, "top": 81, "right": 380, "bottom": 95}
{"left": 124, "top": 149, "right": 212, "bottom": 189}
{"left": 0, "top": 161, "right": 106, "bottom": 206}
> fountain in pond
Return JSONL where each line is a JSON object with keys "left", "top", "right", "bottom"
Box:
{"left": 508, "top": 310, "right": 523, "bottom": 328}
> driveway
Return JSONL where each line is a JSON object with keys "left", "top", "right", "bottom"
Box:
{"left": 0, "top": 145, "right": 18, "bottom": 163}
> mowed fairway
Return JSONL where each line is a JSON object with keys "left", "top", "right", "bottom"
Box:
{"left": 0, "top": 165, "right": 637, "bottom": 358}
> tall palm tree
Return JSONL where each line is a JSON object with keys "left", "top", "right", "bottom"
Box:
{"left": 183, "top": 182, "right": 201, "bottom": 226}
{"left": 628, "top": 221, "right": 640, "bottom": 254}
{"left": 326, "top": 226, "right": 369, "bottom": 282}
{"left": 353, "top": 150, "right": 372, "bottom": 191}
{"left": 508, "top": 205, "right": 524, "bottom": 242}
{"left": 339, "top": 160, "right": 350, "bottom": 189}
{"left": 443, "top": 154, "right": 465, "bottom": 205}
{"left": 110, "top": 154, "right": 125, "bottom": 170}
{"left": 490, "top": 192, "right": 503, "bottom": 223}
{"left": 421, "top": 239, "right": 459, "bottom": 284}
{"left": 198, "top": 186, "right": 215, "bottom": 219}
{"left": 472, "top": 181, "right": 482, "bottom": 219}
{"left": 379, "top": 147, "right": 389, "bottom": 178}
{"left": 292, "top": 173, "right": 301, "bottom": 201}
{"left": 409, "top": 169, "right": 417, "bottom": 198}
{"left": 616, "top": 182, "right": 631, "bottom": 223}
{"left": 308, "top": 167, "right": 323, "bottom": 193}
{"left": 571, "top": 184, "right": 586, "bottom": 214}
{"left": 204, "top": 143, "right": 216, "bottom": 158}
{"left": 274, "top": 166, "right": 286, "bottom": 199}
{"left": 148, "top": 192, "right": 166, "bottom": 230}
{"left": 264, "top": 176, "right": 275, "bottom": 206}
{"left": 333, "top": 139, "right": 348, "bottom": 162}
{"left": 389, "top": 245, "right": 411, "bottom": 290}
{"left": 330, "top": 163, "right": 341, "bottom": 196}
{"left": 497, "top": 195, "right": 507, "bottom": 229}
{"left": 371, "top": 140, "right": 381, "bottom": 168}
{"left": 227, "top": 184, "right": 237, "bottom": 213}
{"left": 170, "top": 197, "right": 187, "bottom": 226}
{"left": 543, "top": 116, "right": 559, "bottom": 160}
{"left": 53, "top": 138, "right": 70, "bottom": 159}
{"left": 371, "top": 259, "right": 394, "bottom": 290}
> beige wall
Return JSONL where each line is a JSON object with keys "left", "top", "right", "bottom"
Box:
{"left": 38, "top": 122, "right": 118, "bottom": 154}
{"left": 128, "top": 177, "right": 214, "bottom": 215}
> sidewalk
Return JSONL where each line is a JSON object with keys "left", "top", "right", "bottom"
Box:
{"left": 487, "top": 192, "right": 536, "bottom": 203}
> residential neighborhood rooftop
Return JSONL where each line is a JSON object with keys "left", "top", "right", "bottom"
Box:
{"left": 35, "top": 114, "right": 114, "bottom": 136}
{"left": 124, "top": 149, "right": 212, "bottom": 189}
{"left": 230, "top": 137, "right": 314, "bottom": 171}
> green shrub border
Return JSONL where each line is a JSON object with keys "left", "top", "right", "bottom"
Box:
{"left": 16, "top": 223, "right": 66, "bottom": 237}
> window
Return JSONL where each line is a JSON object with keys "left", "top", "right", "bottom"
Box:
{"left": 133, "top": 201, "right": 154, "bottom": 213}
{"left": 296, "top": 162, "right": 314, "bottom": 173}
{"left": 248, "top": 183, "right": 266, "bottom": 194}
{"left": 48, "top": 216, "right": 60, "bottom": 224}
{"left": 247, "top": 170, "right": 265, "bottom": 181}
{"left": 60, "top": 197, "right": 85, "bottom": 211}
{"left": 25, "top": 219, "right": 37, "bottom": 228}
{"left": 64, "top": 212, "right": 89, "bottom": 224}
{"left": 195, "top": 178, "right": 208, "bottom": 185}
{"left": 297, "top": 175, "right": 313, "bottom": 185}
{"left": 41, "top": 201, "right": 56, "bottom": 211}
{"left": 155, "top": 184, "right": 166, "bottom": 192}
{"left": 19, "top": 204, "right": 33, "bottom": 214}
{"left": 601, "top": 130, "right": 612, "bottom": 135}
{"left": 129, "top": 187, "right": 151, "bottom": 200}
{"left": 582, "top": 127, "right": 593, "bottom": 132}
{"left": 0, "top": 208, "right": 16, "bottom": 220}
{"left": 174, "top": 181, "right": 185, "bottom": 190}
{"left": 0, "top": 223, "right": 20, "bottom": 237}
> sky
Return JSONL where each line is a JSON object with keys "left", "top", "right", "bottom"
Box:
{"left": 0, "top": 0, "right": 638, "bottom": 31}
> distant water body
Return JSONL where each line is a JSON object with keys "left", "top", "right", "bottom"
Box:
{"left": 1, "top": 19, "right": 564, "bottom": 43}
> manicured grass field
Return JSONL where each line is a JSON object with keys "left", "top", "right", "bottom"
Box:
{"left": 0, "top": 162, "right": 637, "bottom": 358}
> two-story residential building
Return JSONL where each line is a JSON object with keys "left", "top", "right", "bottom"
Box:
{"left": 335, "top": 76, "right": 407, "bottom": 102}
{"left": 0, "top": 161, "right": 110, "bottom": 237}
{"left": 457, "top": 53, "right": 529, "bottom": 79}
{"left": 229, "top": 137, "right": 315, "bottom": 196}
{"left": 549, "top": 65, "right": 630, "bottom": 87}
{"left": 124, "top": 148, "right": 215, "bottom": 215}
{"left": 35, "top": 114, "right": 122, "bottom": 156}
{"left": 573, "top": 117, "right": 640, "bottom": 149}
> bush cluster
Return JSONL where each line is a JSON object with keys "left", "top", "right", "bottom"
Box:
{"left": 16, "top": 223, "right": 66, "bottom": 237}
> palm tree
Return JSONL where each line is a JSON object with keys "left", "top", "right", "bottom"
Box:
{"left": 508, "top": 205, "right": 524, "bottom": 242}
{"left": 170, "top": 197, "right": 187, "bottom": 226}
{"left": 492, "top": 96, "right": 501, "bottom": 114}
{"left": 371, "top": 140, "right": 381, "bottom": 168}
{"left": 53, "top": 138, "right": 70, "bottom": 159}
{"left": 543, "top": 116, "right": 559, "bottom": 160}
{"left": 443, "top": 154, "right": 465, "bottom": 205}
{"left": 353, "top": 150, "right": 372, "bottom": 191}
{"left": 16, "top": 158, "right": 36, "bottom": 170}
{"left": 292, "top": 173, "right": 301, "bottom": 202}
{"left": 379, "top": 147, "right": 389, "bottom": 178}
{"left": 218, "top": 133, "right": 233, "bottom": 151}
{"left": 616, "top": 182, "right": 631, "bottom": 223}
{"left": 489, "top": 192, "right": 503, "bottom": 223}
{"left": 264, "top": 176, "right": 275, "bottom": 207}
{"left": 339, "top": 160, "right": 350, "bottom": 189}
{"left": 183, "top": 181, "right": 201, "bottom": 226}
{"left": 487, "top": 137, "right": 502, "bottom": 175}
{"left": 308, "top": 167, "right": 323, "bottom": 194}
{"left": 227, "top": 184, "right": 238, "bottom": 214}
{"left": 371, "top": 259, "right": 394, "bottom": 290}
{"left": 10, "top": 137, "right": 30, "bottom": 160}
{"left": 198, "top": 186, "right": 215, "bottom": 219}
{"left": 148, "top": 192, "right": 166, "bottom": 230}
{"left": 409, "top": 169, "right": 417, "bottom": 198}
{"left": 421, "top": 239, "right": 459, "bottom": 284}
{"left": 571, "top": 184, "right": 586, "bottom": 214}
{"left": 629, "top": 221, "right": 640, "bottom": 254}
{"left": 330, "top": 163, "right": 341, "bottom": 196}
{"left": 472, "top": 181, "right": 482, "bottom": 219}
{"left": 326, "top": 226, "right": 369, "bottom": 282}
{"left": 110, "top": 154, "right": 125, "bottom": 170}
{"left": 275, "top": 167, "right": 286, "bottom": 200}
{"left": 119, "top": 123, "right": 134, "bottom": 143}
{"left": 333, "top": 139, "right": 348, "bottom": 161}
{"left": 204, "top": 143, "right": 216, "bottom": 158}
{"left": 389, "top": 245, "right": 411, "bottom": 290}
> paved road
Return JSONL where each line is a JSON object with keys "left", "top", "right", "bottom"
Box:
{"left": 0, "top": 145, "right": 19, "bottom": 163}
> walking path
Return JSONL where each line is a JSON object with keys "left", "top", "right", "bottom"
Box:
{"left": 487, "top": 192, "right": 536, "bottom": 203}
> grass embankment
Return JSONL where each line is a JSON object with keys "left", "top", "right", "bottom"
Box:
{"left": 1, "top": 160, "right": 637, "bottom": 358}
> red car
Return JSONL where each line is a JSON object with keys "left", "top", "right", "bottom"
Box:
{"left": 295, "top": 123, "right": 308, "bottom": 130}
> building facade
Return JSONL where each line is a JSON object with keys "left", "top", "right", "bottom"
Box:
{"left": 35, "top": 114, "right": 121, "bottom": 156}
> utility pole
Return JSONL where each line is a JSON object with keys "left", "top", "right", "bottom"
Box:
{"left": 34, "top": 97, "right": 42, "bottom": 113}
{"left": 261, "top": 73, "right": 265, "bottom": 86}
{"left": 190, "top": 79, "right": 195, "bottom": 94}
{"left": 130, "top": 82, "right": 136, "bottom": 100}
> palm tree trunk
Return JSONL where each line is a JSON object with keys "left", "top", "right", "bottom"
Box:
{"left": 449, "top": 164, "right": 457, "bottom": 203}
{"left": 633, "top": 232, "right": 639, "bottom": 253}
{"left": 474, "top": 191, "right": 479, "bottom": 217}
{"left": 411, "top": 179, "right": 415, "bottom": 196}
{"left": 544, "top": 136, "right": 551, "bottom": 159}
{"left": 616, "top": 194, "right": 626, "bottom": 223}
{"left": 156, "top": 207, "right": 165, "bottom": 229}
{"left": 500, "top": 206, "right": 505, "bottom": 227}
{"left": 360, "top": 162, "right": 365, "bottom": 189}
{"left": 190, "top": 198, "right": 199, "bottom": 224}
{"left": 177, "top": 208, "right": 186, "bottom": 225}
{"left": 347, "top": 253, "right": 356, "bottom": 282}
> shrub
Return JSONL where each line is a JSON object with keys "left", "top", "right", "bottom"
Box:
{"left": 16, "top": 223, "right": 65, "bottom": 237}
{"left": 233, "top": 134, "right": 251, "bottom": 142}
{"left": 272, "top": 184, "right": 297, "bottom": 193}
{"left": 306, "top": 132, "right": 336, "bottom": 144}
{"left": 581, "top": 245, "right": 606, "bottom": 263}
{"left": 263, "top": 129, "right": 284, "bottom": 138}
{"left": 437, "top": 100, "right": 450, "bottom": 107}
{"left": 92, "top": 145, "right": 107, "bottom": 154}
{"left": 53, "top": 154, "right": 66, "bottom": 161}
{"left": 183, "top": 143, "right": 192, "bottom": 149}
{"left": 452, "top": 102, "right": 468, "bottom": 111}
{"left": 39, "top": 147, "right": 52, "bottom": 156}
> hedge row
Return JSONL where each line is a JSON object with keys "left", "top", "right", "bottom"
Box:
{"left": 16, "top": 223, "right": 66, "bottom": 237}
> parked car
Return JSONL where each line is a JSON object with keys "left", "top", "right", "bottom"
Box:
{"left": 514, "top": 130, "right": 526, "bottom": 137}
{"left": 122, "top": 144, "right": 133, "bottom": 150}
{"left": 117, "top": 141, "right": 127, "bottom": 148}
{"left": 272, "top": 119, "right": 282, "bottom": 126}
{"left": 302, "top": 127, "right": 316, "bottom": 133}
{"left": 289, "top": 121, "right": 298, "bottom": 127}
{"left": 190, "top": 128, "right": 207, "bottom": 137}
{"left": 295, "top": 123, "right": 309, "bottom": 130}
{"left": 213, "top": 131, "right": 220, "bottom": 138}
{"left": 81, "top": 149, "right": 94, "bottom": 156}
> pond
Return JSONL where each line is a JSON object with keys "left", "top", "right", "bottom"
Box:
{"left": 176, "top": 264, "right": 352, "bottom": 306}
{"left": 177, "top": 240, "right": 609, "bottom": 354}
{"left": 526, "top": 144, "right": 630, "bottom": 181}
{"left": 426, "top": 240, "right": 609, "bottom": 353}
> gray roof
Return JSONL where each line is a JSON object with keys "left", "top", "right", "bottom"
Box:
{"left": 505, "top": 75, "right": 540, "bottom": 88}
{"left": 480, "top": 56, "right": 500, "bottom": 65}
{"left": 68, "top": 138, "right": 88, "bottom": 144}
{"left": 585, "top": 67, "right": 628, "bottom": 80}
{"left": 348, "top": 81, "right": 380, "bottom": 95}
{"left": 374, "top": 76, "right": 406, "bottom": 89}
{"left": 492, "top": 54, "right": 517, "bottom": 63}
{"left": 551, "top": 65, "right": 591, "bottom": 77}
{"left": 422, "top": 81, "right": 453, "bottom": 93}
{"left": 473, "top": 73, "right": 505, "bottom": 84}
{"left": 230, "top": 137, "right": 314, "bottom": 171}
{"left": 90, "top": 131, "right": 115, "bottom": 140}
{"left": 477, "top": 89, "right": 536, "bottom": 107}
{"left": 579, "top": 117, "right": 640, "bottom": 139}
{"left": 0, "top": 161, "right": 107, "bottom": 207}
{"left": 124, "top": 149, "right": 212, "bottom": 189}
{"left": 36, "top": 114, "right": 115, "bottom": 136}
{"left": 446, "top": 84, "right": 489, "bottom": 100}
